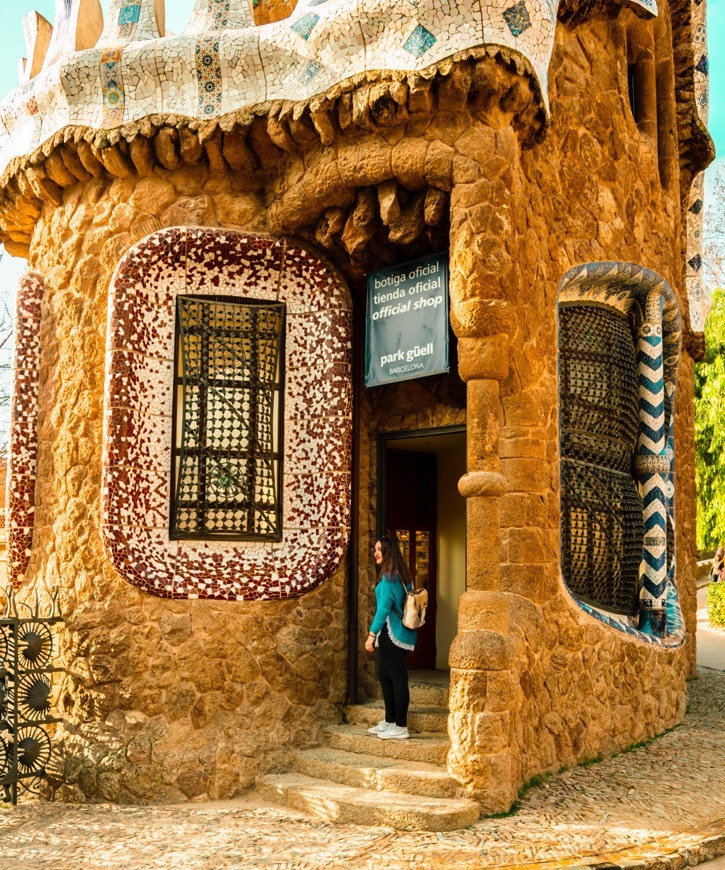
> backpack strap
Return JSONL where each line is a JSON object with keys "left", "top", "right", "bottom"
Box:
{"left": 391, "top": 571, "right": 409, "bottom": 619}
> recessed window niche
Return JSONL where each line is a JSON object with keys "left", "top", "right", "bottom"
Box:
{"left": 102, "top": 228, "right": 353, "bottom": 601}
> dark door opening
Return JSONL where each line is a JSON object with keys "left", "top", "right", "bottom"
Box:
{"left": 385, "top": 449, "right": 438, "bottom": 670}
{"left": 379, "top": 426, "right": 466, "bottom": 671}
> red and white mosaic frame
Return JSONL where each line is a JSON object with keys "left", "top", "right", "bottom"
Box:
{"left": 102, "top": 227, "right": 352, "bottom": 600}
{"left": 6, "top": 271, "right": 44, "bottom": 588}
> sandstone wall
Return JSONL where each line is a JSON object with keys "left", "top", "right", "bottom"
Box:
{"left": 10, "top": 0, "right": 700, "bottom": 812}
{"left": 26, "top": 166, "right": 348, "bottom": 803}
{"left": 446, "top": 10, "right": 696, "bottom": 807}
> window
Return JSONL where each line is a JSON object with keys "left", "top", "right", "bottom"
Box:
{"left": 170, "top": 295, "right": 285, "bottom": 541}
{"left": 558, "top": 303, "right": 643, "bottom": 615}
{"left": 628, "top": 65, "right": 638, "bottom": 122}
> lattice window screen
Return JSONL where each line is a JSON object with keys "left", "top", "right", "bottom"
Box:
{"left": 559, "top": 303, "right": 643, "bottom": 615}
{"left": 171, "top": 296, "right": 285, "bottom": 540}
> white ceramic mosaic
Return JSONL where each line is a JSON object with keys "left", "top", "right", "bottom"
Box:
{"left": 0, "top": 0, "right": 569, "bottom": 173}
{"left": 1, "top": 0, "right": 711, "bottom": 332}
{"left": 5, "top": 272, "right": 44, "bottom": 588}
{"left": 102, "top": 227, "right": 352, "bottom": 600}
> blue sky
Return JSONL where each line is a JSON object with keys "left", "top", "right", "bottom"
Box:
{"left": 708, "top": 0, "right": 725, "bottom": 178}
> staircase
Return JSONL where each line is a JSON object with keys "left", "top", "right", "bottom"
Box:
{"left": 256, "top": 671, "right": 480, "bottom": 832}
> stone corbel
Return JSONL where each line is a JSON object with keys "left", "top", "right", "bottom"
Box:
{"left": 458, "top": 471, "right": 508, "bottom": 499}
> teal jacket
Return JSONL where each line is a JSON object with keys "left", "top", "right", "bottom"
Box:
{"left": 370, "top": 573, "right": 417, "bottom": 650}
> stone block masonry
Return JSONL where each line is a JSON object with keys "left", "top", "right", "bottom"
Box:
{"left": 0, "top": 0, "right": 711, "bottom": 817}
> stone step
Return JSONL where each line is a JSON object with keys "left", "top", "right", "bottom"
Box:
{"left": 344, "top": 700, "right": 449, "bottom": 734}
{"left": 362, "top": 675, "right": 450, "bottom": 708}
{"left": 324, "top": 724, "right": 450, "bottom": 766}
{"left": 293, "top": 746, "right": 460, "bottom": 799}
{"left": 256, "top": 772, "right": 480, "bottom": 832}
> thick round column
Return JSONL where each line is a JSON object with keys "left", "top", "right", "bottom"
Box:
{"left": 446, "top": 123, "right": 520, "bottom": 810}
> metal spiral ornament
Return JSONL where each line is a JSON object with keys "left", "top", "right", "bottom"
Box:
{"left": 15, "top": 726, "right": 51, "bottom": 775}
{"left": 0, "top": 625, "right": 8, "bottom": 665}
{"left": 17, "top": 674, "right": 52, "bottom": 721}
{"left": 17, "top": 622, "right": 53, "bottom": 668}
{"left": 0, "top": 736, "right": 8, "bottom": 778}
{"left": 0, "top": 585, "right": 63, "bottom": 805}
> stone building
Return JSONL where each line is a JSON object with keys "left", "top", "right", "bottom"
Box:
{"left": 0, "top": 0, "right": 713, "bottom": 828}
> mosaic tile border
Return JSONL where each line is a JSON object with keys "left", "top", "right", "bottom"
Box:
{"left": 686, "top": 0, "right": 711, "bottom": 332}
{"left": 0, "top": 0, "right": 569, "bottom": 174}
{"left": 5, "top": 271, "right": 44, "bottom": 588}
{"left": 558, "top": 261, "right": 684, "bottom": 649}
{"left": 558, "top": 261, "right": 681, "bottom": 393}
{"left": 686, "top": 171, "right": 710, "bottom": 332}
{"left": 184, "top": 0, "right": 254, "bottom": 37}
{"left": 574, "top": 580, "right": 685, "bottom": 648}
{"left": 101, "top": 227, "right": 352, "bottom": 601}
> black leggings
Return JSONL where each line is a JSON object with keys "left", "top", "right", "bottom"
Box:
{"left": 375, "top": 624, "right": 410, "bottom": 727}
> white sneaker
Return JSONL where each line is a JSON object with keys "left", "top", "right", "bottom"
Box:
{"left": 367, "top": 720, "right": 394, "bottom": 734}
{"left": 378, "top": 725, "right": 409, "bottom": 740}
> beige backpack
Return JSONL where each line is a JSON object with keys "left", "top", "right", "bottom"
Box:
{"left": 400, "top": 584, "right": 428, "bottom": 629}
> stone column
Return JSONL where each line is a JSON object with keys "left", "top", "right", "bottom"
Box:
{"left": 448, "top": 336, "right": 520, "bottom": 811}
{"left": 458, "top": 343, "right": 509, "bottom": 593}
{"left": 635, "top": 289, "right": 669, "bottom": 636}
{"left": 446, "top": 123, "right": 520, "bottom": 811}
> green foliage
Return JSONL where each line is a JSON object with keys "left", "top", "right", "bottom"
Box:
{"left": 707, "top": 581, "right": 725, "bottom": 627}
{"left": 696, "top": 288, "right": 725, "bottom": 550}
{"left": 484, "top": 800, "right": 520, "bottom": 819}
{"left": 579, "top": 754, "right": 604, "bottom": 767}
{"left": 519, "top": 772, "right": 549, "bottom": 795}
{"left": 481, "top": 773, "right": 549, "bottom": 818}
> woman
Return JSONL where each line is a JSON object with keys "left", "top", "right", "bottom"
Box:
{"left": 364, "top": 535, "right": 417, "bottom": 739}
{"left": 711, "top": 547, "right": 724, "bottom": 583}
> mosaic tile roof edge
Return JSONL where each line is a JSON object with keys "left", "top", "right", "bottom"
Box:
{"left": 0, "top": 0, "right": 584, "bottom": 175}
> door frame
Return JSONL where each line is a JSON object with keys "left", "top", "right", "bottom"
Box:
{"left": 376, "top": 424, "right": 467, "bottom": 535}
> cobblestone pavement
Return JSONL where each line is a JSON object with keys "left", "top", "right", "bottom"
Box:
{"left": 0, "top": 667, "right": 724, "bottom": 870}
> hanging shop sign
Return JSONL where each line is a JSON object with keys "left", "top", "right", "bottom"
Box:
{"left": 365, "top": 252, "right": 449, "bottom": 388}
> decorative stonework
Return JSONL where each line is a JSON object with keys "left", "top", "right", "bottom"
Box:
{"left": 43, "top": 0, "right": 103, "bottom": 70}
{"left": 102, "top": 227, "right": 352, "bottom": 601}
{"left": 6, "top": 272, "right": 44, "bottom": 588}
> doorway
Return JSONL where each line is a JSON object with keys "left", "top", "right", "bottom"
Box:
{"left": 379, "top": 426, "right": 466, "bottom": 671}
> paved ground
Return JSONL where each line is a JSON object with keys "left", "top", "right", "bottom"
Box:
{"left": 697, "top": 583, "right": 725, "bottom": 671}
{"left": 1, "top": 591, "right": 724, "bottom": 870}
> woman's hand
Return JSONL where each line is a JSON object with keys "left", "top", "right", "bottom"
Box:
{"left": 365, "top": 634, "right": 375, "bottom": 654}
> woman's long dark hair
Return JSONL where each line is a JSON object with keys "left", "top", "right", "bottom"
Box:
{"left": 377, "top": 534, "right": 412, "bottom": 586}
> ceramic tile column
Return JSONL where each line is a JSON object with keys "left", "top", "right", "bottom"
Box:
{"left": 635, "top": 288, "right": 669, "bottom": 636}
{"left": 6, "top": 272, "right": 45, "bottom": 588}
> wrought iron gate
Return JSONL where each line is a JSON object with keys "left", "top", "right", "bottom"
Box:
{"left": 0, "top": 585, "right": 63, "bottom": 805}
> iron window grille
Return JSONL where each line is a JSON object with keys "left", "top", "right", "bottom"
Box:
{"left": 558, "top": 302, "right": 643, "bottom": 615}
{"left": 170, "top": 295, "right": 285, "bottom": 541}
